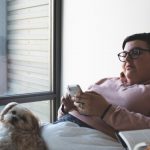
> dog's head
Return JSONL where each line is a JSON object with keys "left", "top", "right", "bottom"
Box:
{"left": 0, "top": 102, "right": 40, "bottom": 132}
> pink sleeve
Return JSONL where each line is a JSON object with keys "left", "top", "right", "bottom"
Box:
{"left": 103, "top": 105, "right": 150, "bottom": 131}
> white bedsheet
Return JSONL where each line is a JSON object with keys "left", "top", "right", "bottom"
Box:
{"left": 41, "top": 121, "right": 124, "bottom": 150}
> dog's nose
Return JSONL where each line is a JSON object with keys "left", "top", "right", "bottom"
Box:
{"left": 12, "top": 115, "right": 18, "bottom": 122}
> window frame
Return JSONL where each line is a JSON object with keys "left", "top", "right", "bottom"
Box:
{"left": 0, "top": 0, "right": 62, "bottom": 121}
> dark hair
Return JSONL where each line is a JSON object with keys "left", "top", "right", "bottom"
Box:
{"left": 122, "top": 33, "right": 150, "bottom": 49}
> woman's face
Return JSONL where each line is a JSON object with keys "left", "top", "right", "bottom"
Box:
{"left": 122, "top": 40, "right": 150, "bottom": 84}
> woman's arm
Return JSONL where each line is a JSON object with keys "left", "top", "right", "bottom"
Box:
{"left": 103, "top": 105, "right": 150, "bottom": 131}
{"left": 73, "top": 90, "right": 150, "bottom": 131}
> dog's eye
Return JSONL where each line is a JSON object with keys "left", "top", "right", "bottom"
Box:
{"left": 11, "top": 111, "right": 16, "bottom": 114}
{"left": 21, "top": 116, "right": 27, "bottom": 122}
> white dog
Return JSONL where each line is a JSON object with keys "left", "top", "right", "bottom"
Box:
{"left": 0, "top": 102, "right": 47, "bottom": 150}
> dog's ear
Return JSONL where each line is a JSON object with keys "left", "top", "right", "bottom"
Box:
{"left": 0, "top": 102, "right": 18, "bottom": 120}
{"left": 31, "top": 114, "right": 41, "bottom": 133}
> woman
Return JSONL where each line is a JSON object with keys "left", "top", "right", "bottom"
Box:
{"left": 57, "top": 32, "right": 150, "bottom": 139}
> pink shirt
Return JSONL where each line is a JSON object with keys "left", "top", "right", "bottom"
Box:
{"left": 69, "top": 77, "right": 150, "bottom": 138}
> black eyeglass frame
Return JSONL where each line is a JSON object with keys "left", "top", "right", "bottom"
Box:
{"left": 117, "top": 48, "right": 150, "bottom": 62}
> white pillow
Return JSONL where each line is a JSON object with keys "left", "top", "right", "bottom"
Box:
{"left": 40, "top": 121, "right": 123, "bottom": 150}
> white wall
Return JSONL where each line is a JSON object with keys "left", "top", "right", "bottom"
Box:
{"left": 61, "top": 0, "right": 150, "bottom": 94}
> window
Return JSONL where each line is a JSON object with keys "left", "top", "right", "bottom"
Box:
{"left": 0, "top": 0, "right": 61, "bottom": 122}
{"left": 7, "top": 0, "right": 53, "bottom": 94}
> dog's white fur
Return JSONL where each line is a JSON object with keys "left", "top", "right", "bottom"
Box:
{"left": 0, "top": 102, "right": 47, "bottom": 150}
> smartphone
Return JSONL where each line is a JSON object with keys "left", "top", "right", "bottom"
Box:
{"left": 67, "top": 84, "right": 82, "bottom": 97}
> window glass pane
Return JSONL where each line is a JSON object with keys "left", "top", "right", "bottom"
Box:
{"left": 0, "top": 0, "right": 53, "bottom": 96}
{"left": 22, "top": 100, "right": 53, "bottom": 122}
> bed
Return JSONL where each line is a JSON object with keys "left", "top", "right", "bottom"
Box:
{"left": 41, "top": 121, "right": 124, "bottom": 150}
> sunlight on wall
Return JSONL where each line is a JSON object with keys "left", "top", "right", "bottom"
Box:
{"left": 61, "top": 0, "right": 150, "bottom": 93}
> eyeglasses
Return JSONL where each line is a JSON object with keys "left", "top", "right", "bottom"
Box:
{"left": 118, "top": 48, "right": 150, "bottom": 62}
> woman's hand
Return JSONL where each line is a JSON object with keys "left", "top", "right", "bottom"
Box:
{"left": 61, "top": 94, "right": 75, "bottom": 113}
{"left": 57, "top": 94, "right": 76, "bottom": 119}
{"left": 73, "top": 91, "right": 110, "bottom": 117}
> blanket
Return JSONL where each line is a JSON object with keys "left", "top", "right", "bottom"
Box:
{"left": 41, "top": 121, "right": 124, "bottom": 150}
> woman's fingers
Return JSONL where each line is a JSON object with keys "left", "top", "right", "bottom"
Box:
{"left": 72, "top": 91, "right": 96, "bottom": 104}
{"left": 74, "top": 102, "right": 84, "bottom": 108}
{"left": 60, "top": 94, "right": 76, "bottom": 113}
{"left": 75, "top": 91, "right": 98, "bottom": 99}
{"left": 74, "top": 102, "right": 87, "bottom": 114}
